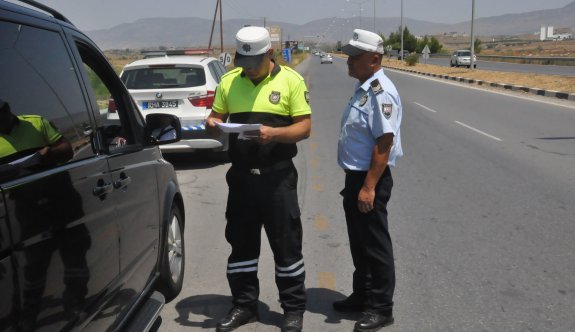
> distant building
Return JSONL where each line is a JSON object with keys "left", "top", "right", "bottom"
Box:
{"left": 540, "top": 25, "right": 554, "bottom": 40}
{"left": 540, "top": 25, "right": 573, "bottom": 41}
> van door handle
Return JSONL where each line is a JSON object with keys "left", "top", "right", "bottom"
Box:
{"left": 93, "top": 182, "right": 113, "bottom": 197}
{"left": 113, "top": 173, "right": 132, "bottom": 190}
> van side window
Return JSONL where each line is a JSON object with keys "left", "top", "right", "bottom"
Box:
{"left": 75, "top": 42, "right": 144, "bottom": 155}
{"left": 0, "top": 21, "right": 95, "bottom": 181}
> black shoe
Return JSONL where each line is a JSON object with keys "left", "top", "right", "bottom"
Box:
{"left": 353, "top": 311, "right": 394, "bottom": 332}
{"left": 332, "top": 293, "right": 367, "bottom": 312}
{"left": 281, "top": 311, "right": 303, "bottom": 332}
{"left": 216, "top": 306, "right": 258, "bottom": 332}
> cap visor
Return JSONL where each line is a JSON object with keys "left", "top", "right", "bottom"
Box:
{"left": 342, "top": 44, "right": 366, "bottom": 56}
{"left": 234, "top": 52, "right": 265, "bottom": 68}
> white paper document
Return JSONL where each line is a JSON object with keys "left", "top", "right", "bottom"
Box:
{"left": 215, "top": 122, "right": 262, "bottom": 133}
{"left": 216, "top": 122, "right": 261, "bottom": 140}
{"left": 9, "top": 152, "right": 41, "bottom": 168}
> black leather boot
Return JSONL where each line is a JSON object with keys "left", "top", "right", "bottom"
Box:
{"left": 281, "top": 311, "right": 303, "bottom": 332}
{"left": 216, "top": 306, "right": 258, "bottom": 332}
{"left": 353, "top": 311, "right": 394, "bottom": 332}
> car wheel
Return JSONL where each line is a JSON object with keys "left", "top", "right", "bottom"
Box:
{"left": 157, "top": 204, "right": 185, "bottom": 302}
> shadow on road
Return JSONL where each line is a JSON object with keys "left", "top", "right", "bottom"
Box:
{"left": 163, "top": 151, "right": 229, "bottom": 171}
{"left": 306, "top": 288, "right": 362, "bottom": 324}
{"left": 162, "top": 288, "right": 359, "bottom": 330}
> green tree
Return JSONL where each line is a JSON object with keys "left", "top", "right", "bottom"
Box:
{"left": 429, "top": 36, "right": 443, "bottom": 53}
{"left": 474, "top": 38, "right": 482, "bottom": 54}
{"left": 415, "top": 35, "right": 444, "bottom": 54}
{"left": 385, "top": 26, "right": 417, "bottom": 53}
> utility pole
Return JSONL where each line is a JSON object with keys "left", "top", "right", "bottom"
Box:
{"left": 373, "top": 0, "right": 375, "bottom": 32}
{"left": 219, "top": 0, "right": 223, "bottom": 52}
{"left": 208, "top": 0, "right": 224, "bottom": 53}
{"left": 470, "top": 0, "right": 476, "bottom": 70}
{"left": 400, "top": 0, "right": 404, "bottom": 60}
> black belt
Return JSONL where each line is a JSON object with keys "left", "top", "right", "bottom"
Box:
{"left": 234, "top": 160, "right": 294, "bottom": 175}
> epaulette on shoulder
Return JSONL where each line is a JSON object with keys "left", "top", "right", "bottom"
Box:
{"left": 370, "top": 78, "right": 383, "bottom": 94}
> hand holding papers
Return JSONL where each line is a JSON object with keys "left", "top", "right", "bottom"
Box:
{"left": 216, "top": 122, "right": 262, "bottom": 140}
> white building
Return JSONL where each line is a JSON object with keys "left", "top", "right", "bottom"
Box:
{"left": 540, "top": 25, "right": 554, "bottom": 40}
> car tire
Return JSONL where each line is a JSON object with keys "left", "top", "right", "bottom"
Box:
{"left": 157, "top": 204, "right": 185, "bottom": 302}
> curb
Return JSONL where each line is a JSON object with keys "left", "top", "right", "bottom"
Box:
{"left": 384, "top": 66, "right": 575, "bottom": 101}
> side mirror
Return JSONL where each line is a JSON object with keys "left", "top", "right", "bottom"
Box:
{"left": 145, "top": 113, "right": 182, "bottom": 145}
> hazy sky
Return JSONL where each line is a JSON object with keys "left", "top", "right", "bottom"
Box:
{"left": 41, "top": 0, "right": 575, "bottom": 31}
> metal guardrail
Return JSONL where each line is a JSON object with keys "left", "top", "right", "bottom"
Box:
{"left": 431, "top": 53, "right": 575, "bottom": 66}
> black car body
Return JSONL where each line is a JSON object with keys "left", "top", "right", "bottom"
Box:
{"left": 0, "top": 1, "right": 185, "bottom": 331}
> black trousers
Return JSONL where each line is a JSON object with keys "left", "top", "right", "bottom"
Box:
{"left": 342, "top": 168, "right": 395, "bottom": 314}
{"left": 224, "top": 163, "right": 306, "bottom": 313}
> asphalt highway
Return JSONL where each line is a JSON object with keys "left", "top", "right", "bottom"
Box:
{"left": 158, "top": 55, "right": 575, "bottom": 331}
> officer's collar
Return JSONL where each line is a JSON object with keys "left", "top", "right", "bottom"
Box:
{"left": 240, "top": 59, "right": 281, "bottom": 78}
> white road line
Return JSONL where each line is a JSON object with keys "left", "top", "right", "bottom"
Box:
{"left": 386, "top": 68, "right": 575, "bottom": 111}
{"left": 455, "top": 121, "right": 503, "bottom": 142}
{"left": 414, "top": 102, "right": 437, "bottom": 113}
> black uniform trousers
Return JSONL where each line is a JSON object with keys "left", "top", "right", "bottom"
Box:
{"left": 342, "top": 167, "right": 395, "bottom": 314}
{"left": 224, "top": 161, "right": 306, "bottom": 313}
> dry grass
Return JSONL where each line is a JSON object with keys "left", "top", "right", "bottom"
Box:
{"left": 382, "top": 59, "right": 575, "bottom": 94}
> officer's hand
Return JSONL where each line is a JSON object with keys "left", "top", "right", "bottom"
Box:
{"left": 205, "top": 117, "right": 223, "bottom": 137}
{"left": 245, "top": 125, "right": 275, "bottom": 145}
{"left": 357, "top": 186, "right": 375, "bottom": 213}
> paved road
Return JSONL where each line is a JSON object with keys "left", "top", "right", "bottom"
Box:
{"left": 157, "top": 56, "right": 575, "bottom": 331}
{"left": 422, "top": 56, "right": 575, "bottom": 77}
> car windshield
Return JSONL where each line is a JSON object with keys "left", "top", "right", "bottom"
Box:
{"left": 121, "top": 66, "right": 206, "bottom": 89}
{"left": 458, "top": 51, "right": 471, "bottom": 56}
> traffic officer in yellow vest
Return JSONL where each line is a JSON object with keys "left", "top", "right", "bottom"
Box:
{"left": 0, "top": 98, "right": 73, "bottom": 166}
{"left": 333, "top": 29, "right": 403, "bottom": 332}
{"left": 206, "top": 26, "right": 311, "bottom": 332}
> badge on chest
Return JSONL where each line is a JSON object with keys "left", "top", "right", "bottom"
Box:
{"left": 269, "top": 91, "right": 281, "bottom": 104}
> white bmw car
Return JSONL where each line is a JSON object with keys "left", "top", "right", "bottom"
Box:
{"left": 117, "top": 54, "right": 228, "bottom": 153}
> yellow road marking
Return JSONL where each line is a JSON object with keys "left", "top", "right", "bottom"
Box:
{"left": 314, "top": 214, "right": 328, "bottom": 231}
{"left": 312, "top": 183, "right": 324, "bottom": 192}
{"left": 318, "top": 271, "right": 336, "bottom": 290}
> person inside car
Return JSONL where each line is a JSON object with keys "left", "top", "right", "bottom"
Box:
{"left": 0, "top": 98, "right": 73, "bottom": 167}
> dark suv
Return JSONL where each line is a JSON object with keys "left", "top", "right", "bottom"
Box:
{"left": 0, "top": 1, "right": 185, "bottom": 331}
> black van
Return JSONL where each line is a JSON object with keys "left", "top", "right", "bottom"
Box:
{"left": 0, "top": 1, "right": 185, "bottom": 331}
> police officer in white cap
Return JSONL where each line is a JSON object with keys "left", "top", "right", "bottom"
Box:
{"left": 206, "top": 26, "right": 311, "bottom": 332}
{"left": 333, "top": 29, "right": 403, "bottom": 332}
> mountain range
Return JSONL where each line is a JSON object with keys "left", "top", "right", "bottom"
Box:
{"left": 86, "top": 2, "right": 575, "bottom": 50}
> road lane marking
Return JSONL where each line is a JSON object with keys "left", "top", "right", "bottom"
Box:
{"left": 312, "top": 183, "right": 325, "bottom": 192}
{"left": 387, "top": 68, "right": 575, "bottom": 110}
{"left": 314, "top": 214, "right": 329, "bottom": 231}
{"left": 414, "top": 102, "right": 437, "bottom": 113}
{"left": 455, "top": 120, "right": 503, "bottom": 141}
{"left": 318, "top": 271, "right": 336, "bottom": 290}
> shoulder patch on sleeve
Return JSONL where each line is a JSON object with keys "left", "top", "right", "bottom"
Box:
{"left": 370, "top": 79, "right": 383, "bottom": 94}
{"left": 382, "top": 103, "right": 393, "bottom": 119}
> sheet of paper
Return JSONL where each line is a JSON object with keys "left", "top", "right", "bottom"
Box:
{"left": 9, "top": 151, "right": 41, "bottom": 168}
{"left": 216, "top": 122, "right": 261, "bottom": 133}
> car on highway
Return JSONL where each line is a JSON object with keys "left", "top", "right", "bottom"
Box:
{"left": 118, "top": 55, "right": 229, "bottom": 154}
{"left": 450, "top": 49, "right": 477, "bottom": 68}
{"left": 320, "top": 53, "right": 333, "bottom": 64}
{"left": 397, "top": 50, "right": 410, "bottom": 60}
{"left": 1, "top": 0, "right": 186, "bottom": 331}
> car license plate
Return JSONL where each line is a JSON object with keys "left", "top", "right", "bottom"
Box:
{"left": 143, "top": 100, "right": 178, "bottom": 109}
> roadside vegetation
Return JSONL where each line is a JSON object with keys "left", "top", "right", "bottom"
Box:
{"left": 381, "top": 58, "right": 575, "bottom": 94}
